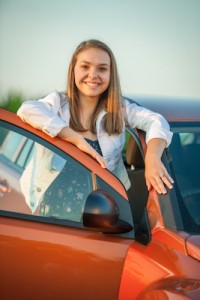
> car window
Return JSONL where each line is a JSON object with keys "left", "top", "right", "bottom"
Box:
{"left": 1, "top": 131, "right": 28, "bottom": 163}
{"left": 169, "top": 124, "right": 200, "bottom": 233}
{"left": 17, "top": 138, "right": 34, "bottom": 168}
{"left": 0, "top": 126, "right": 93, "bottom": 224}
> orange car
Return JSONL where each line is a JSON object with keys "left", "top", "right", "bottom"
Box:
{"left": 0, "top": 97, "right": 200, "bottom": 300}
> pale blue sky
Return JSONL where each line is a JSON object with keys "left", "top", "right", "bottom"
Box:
{"left": 0, "top": 0, "right": 200, "bottom": 102}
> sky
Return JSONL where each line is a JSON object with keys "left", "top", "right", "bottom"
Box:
{"left": 0, "top": 0, "right": 200, "bottom": 103}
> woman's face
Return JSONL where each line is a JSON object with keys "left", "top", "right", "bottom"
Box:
{"left": 74, "top": 47, "right": 111, "bottom": 100}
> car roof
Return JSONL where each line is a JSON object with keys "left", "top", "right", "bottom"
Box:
{"left": 126, "top": 96, "right": 200, "bottom": 122}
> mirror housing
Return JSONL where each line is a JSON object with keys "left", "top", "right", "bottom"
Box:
{"left": 83, "top": 190, "right": 133, "bottom": 234}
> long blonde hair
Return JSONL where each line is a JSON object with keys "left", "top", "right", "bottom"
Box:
{"left": 66, "top": 39, "right": 123, "bottom": 135}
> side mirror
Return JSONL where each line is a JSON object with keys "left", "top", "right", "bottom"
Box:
{"left": 83, "top": 190, "right": 133, "bottom": 234}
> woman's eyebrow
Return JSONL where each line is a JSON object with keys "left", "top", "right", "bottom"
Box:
{"left": 80, "top": 60, "right": 110, "bottom": 66}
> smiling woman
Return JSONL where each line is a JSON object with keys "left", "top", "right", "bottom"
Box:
{"left": 17, "top": 39, "right": 174, "bottom": 206}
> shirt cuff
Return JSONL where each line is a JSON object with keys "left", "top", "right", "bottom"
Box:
{"left": 43, "top": 116, "right": 67, "bottom": 137}
{"left": 145, "top": 128, "right": 173, "bottom": 147}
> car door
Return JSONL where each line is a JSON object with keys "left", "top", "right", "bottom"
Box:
{"left": 0, "top": 118, "right": 135, "bottom": 300}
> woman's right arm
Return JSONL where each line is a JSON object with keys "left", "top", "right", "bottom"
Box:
{"left": 17, "top": 93, "right": 107, "bottom": 168}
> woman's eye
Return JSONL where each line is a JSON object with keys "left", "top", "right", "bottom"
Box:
{"left": 99, "top": 67, "right": 107, "bottom": 72}
{"left": 80, "top": 65, "right": 89, "bottom": 70}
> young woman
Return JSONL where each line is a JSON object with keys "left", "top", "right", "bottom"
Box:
{"left": 17, "top": 39, "right": 174, "bottom": 214}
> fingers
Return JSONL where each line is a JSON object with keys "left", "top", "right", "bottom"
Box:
{"left": 76, "top": 139, "right": 107, "bottom": 168}
{"left": 94, "top": 153, "right": 107, "bottom": 169}
{"left": 161, "top": 174, "right": 174, "bottom": 189}
{"left": 153, "top": 177, "right": 168, "bottom": 194}
{"left": 146, "top": 168, "right": 174, "bottom": 194}
{"left": 146, "top": 180, "right": 152, "bottom": 192}
{"left": 87, "top": 145, "right": 107, "bottom": 169}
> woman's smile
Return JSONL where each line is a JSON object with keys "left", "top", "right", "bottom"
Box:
{"left": 83, "top": 81, "right": 101, "bottom": 88}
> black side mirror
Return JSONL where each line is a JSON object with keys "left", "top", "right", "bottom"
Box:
{"left": 83, "top": 190, "right": 133, "bottom": 234}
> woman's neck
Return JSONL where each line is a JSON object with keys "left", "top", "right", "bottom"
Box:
{"left": 76, "top": 94, "right": 97, "bottom": 131}
{"left": 79, "top": 93, "right": 99, "bottom": 111}
{"left": 79, "top": 94, "right": 98, "bottom": 126}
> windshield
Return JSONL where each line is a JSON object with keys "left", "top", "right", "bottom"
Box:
{"left": 169, "top": 122, "right": 200, "bottom": 234}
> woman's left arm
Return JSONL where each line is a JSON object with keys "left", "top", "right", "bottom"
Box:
{"left": 124, "top": 99, "right": 174, "bottom": 193}
{"left": 145, "top": 138, "right": 174, "bottom": 194}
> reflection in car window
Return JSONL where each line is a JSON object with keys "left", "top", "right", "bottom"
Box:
{"left": 37, "top": 149, "right": 93, "bottom": 222}
{"left": 0, "top": 127, "right": 93, "bottom": 223}
{"left": 1, "top": 130, "right": 27, "bottom": 162}
{"left": 169, "top": 125, "right": 200, "bottom": 233}
{"left": 17, "top": 139, "right": 34, "bottom": 168}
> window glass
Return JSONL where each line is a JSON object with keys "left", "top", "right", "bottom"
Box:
{"left": 0, "top": 127, "right": 93, "bottom": 223}
{"left": 2, "top": 130, "right": 26, "bottom": 162}
{"left": 169, "top": 124, "right": 200, "bottom": 233}
{"left": 17, "top": 139, "right": 34, "bottom": 168}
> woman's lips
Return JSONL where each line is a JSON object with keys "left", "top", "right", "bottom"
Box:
{"left": 84, "top": 81, "right": 100, "bottom": 88}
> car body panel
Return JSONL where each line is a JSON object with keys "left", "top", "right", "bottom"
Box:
{"left": 0, "top": 216, "right": 133, "bottom": 300}
{"left": 186, "top": 235, "right": 200, "bottom": 261}
{"left": 119, "top": 235, "right": 200, "bottom": 299}
{"left": 119, "top": 180, "right": 200, "bottom": 299}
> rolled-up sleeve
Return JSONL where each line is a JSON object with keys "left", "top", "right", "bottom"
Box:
{"left": 124, "top": 100, "right": 173, "bottom": 147}
{"left": 17, "top": 92, "right": 67, "bottom": 137}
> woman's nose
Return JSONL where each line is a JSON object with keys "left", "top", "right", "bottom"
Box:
{"left": 88, "top": 68, "right": 98, "bottom": 78}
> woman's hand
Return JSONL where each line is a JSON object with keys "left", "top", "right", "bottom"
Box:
{"left": 145, "top": 138, "right": 174, "bottom": 194}
{"left": 58, "top": 126, "right": 107, "bottom": 169}
{"left": 76, "top": 138, "right": 107, "bottom": 169}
